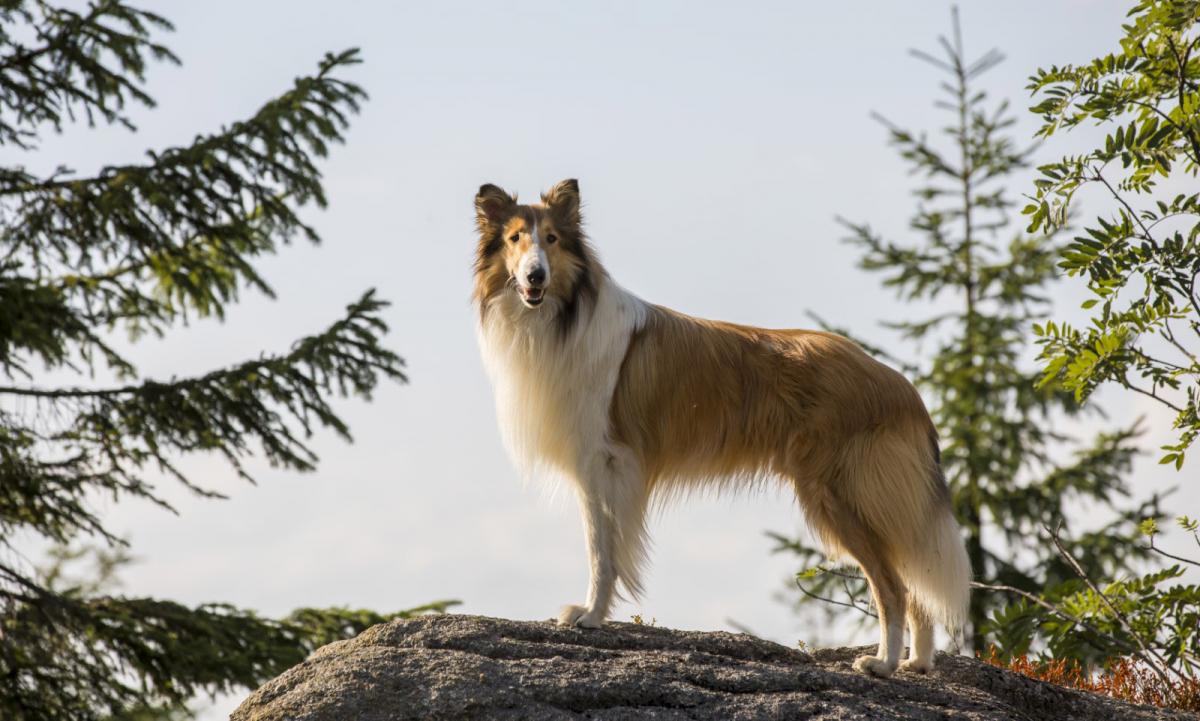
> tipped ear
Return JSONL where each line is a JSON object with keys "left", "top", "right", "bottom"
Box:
{"left": 541, "top": 178, "right": 581, "bottom": 228}
{"left": 475, "top": 183, "right": 516, "bottom": 231}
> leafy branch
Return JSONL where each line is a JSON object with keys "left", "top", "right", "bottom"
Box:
{"left": 1027, "top": 0, "right": 1200, "bottom": 465}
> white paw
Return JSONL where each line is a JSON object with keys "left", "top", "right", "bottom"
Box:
{"left": 899, "top": 657, "right": 934, "bottom": 674}
{"left": 853, "top": 655, "right": 897, "bottom": 678}
{"left": 557, "top": 604, "right": 604, "bottom": 628}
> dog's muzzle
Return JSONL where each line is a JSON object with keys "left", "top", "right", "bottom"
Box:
{"left": 519, "top": 285, "right": 545, "bottom": 306}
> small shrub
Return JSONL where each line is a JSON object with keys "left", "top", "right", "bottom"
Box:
{"left": 979, "top": 647, "right": 1200, "bottom": 712}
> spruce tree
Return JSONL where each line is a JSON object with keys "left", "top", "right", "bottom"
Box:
{"left": 0, "top": 4, "right": 449, "bottom": 720}
{"left": 772, "top": 10, "right": 1161, "bottom": 652}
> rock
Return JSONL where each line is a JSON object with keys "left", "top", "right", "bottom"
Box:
{"left": 231, "top": 614, "right": 1185, "bottom": 721}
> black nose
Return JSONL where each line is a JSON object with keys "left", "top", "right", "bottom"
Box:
{"left": 527, "top": 267, "right": 546, "bottom": 286}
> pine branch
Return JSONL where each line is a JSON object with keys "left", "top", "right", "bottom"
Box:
{"left": 0, "top": 7, "right": 417, "bottom": 720}
{"left": 0, "top": 290, "right": 404, "bottom": 553}
{"left": 0, "top": 552, "right": 456, "bottom": 721}
{"left": 0, "top": 1, "right": 178, "bottom": 148}
{"left": 1, "top": 47, "right": 362, "bottom": 254}
{"left": 0, "top": 49, "right": 366, "bottom": 377}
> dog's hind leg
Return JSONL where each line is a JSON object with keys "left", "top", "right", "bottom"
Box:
{"left": 848, "top": 530, "right": 907, "bottom": 677}
{"left": 559, "top": 447, "right": 647, "bottom": 628}
{"left": 810, "top": 497, "right": 908, "bottom": 678}
{"left": 899, "top": 603, "right": 935, "bottom": 674}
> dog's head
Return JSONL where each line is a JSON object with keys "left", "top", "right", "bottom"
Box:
{"left": 473, "top": 179, "right": 595, "bottom": 319}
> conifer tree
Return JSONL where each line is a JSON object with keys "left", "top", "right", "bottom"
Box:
{"left": 0, "top": 4, "right": 450, "bottom": 720}
{"left": 772, "top": 10, "right": 1161, "bottom": 652}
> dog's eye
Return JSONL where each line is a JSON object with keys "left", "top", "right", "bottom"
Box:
{"left": 546, "top": 234, "right": 558, "bottom": 244}
{"left": 508, "top": 233, "right": 520, "bottom": 243}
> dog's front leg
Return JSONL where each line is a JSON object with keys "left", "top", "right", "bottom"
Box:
{"left": 558, "top": 486, "right": 617, "bottom": 628}
{"left": 559, "top": 447, "right": 647, "bottom": 629}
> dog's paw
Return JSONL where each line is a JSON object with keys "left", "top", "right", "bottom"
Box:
{"left": 898, "top": 657, "right": 934, "bottom": 674}
{"left": 557, "top": 604, "right": 587, "bottom": 626}
{"left": 557, "top": 604, "right": 603, "bottom": 628}
{"left": 853, "top": 655, "right": 897, "bottom": 678}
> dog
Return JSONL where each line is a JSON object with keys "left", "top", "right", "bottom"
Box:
{"left": 472, "top": 179, "right": 970, "bottom": 677}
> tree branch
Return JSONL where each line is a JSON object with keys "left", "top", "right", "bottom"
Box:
{"left": 792, "top": 575, "right": 876, "bottom": 619}
{"left": 1165, "top": 36, "right": 1200, "bottom": 164}
{"left": 970, "top": 580, "right": 1138, "bottom": 656}
{"left": 1122, "top": 378, "right": 1186, "bottom": 414}
{"left": 1090, "top": 166, "right": 1155, "bottom": 244}
{"left": 1146, "top": 536, "right": 1200, "bottom": 569}
{"left": 1044, "top": 523, "right": 1182, "bottom": 686}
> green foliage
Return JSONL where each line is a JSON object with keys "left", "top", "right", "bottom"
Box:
{"left": 1026, "top": 0, "right": 1200, "bottom": 465}
{"left": 772, "top": 10, "right": 1161, "bottom": 652}
{"left": 0, "top": 1, "right": 177, "bottom": 147}
{"left": 984, "top": 518, "right": 1200, "bottom": 699}
{"left": 6, "top": 547, "right": 457, "bottom": 721}
{"left": 990, "top": 565, "right": 1199, "bottom": 670}
{"left": 1011, "top": 0, "right": 1200, "bottom": 688}
{"left": 283, "top": 602, "right": 461, "bottom": 654}
{"left": 0, "top": 4, "right": 433, "bottom": 720}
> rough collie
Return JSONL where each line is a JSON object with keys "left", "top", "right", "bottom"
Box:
{"left": 472, "top": 179, "right": 970, "bottom": 677}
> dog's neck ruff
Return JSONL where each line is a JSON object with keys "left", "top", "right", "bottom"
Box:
{"left": 477, "top": 271, "right": 647, "bottom": 479}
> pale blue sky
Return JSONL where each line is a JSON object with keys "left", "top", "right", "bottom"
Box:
{"left": 23, "top": 2, "right": 1196, "bottom": 717}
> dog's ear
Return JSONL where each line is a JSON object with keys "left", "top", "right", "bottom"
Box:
{"left": 475, "top": 184, "right": 516, "bottom": 232}
{"left": 541, "top": 178, "right": 581, "bottom": 228}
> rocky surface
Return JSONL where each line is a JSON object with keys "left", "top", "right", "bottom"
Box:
{"left": 231, "top": 614, "right": 1185, "bottom": 720}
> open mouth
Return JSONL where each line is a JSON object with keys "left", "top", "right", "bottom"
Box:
{"left": 519, "top": 286, "right": 545, "bottom": 307}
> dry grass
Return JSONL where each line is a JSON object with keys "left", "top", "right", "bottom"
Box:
{"left": 979, "top": 648, "right": 1200, "bottom": 713}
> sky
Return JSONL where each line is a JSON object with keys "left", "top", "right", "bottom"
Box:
{"left": 17, "top": 1, "right": 1199, "bottom": 718}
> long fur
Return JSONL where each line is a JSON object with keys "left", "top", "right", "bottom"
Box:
{"left": 473, "top": 179, "right": 971, "bottom": 677}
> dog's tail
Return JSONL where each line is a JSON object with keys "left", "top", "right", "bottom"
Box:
{"left": 834, "top": 427, "right": 971, "bottom": 633}
{"left": 895, "top": 473, "right": 971, "bottom": 632}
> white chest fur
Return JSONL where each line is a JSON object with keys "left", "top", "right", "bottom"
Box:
{"left": 477, "top": 278, "right": 646, "bottom": 480}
